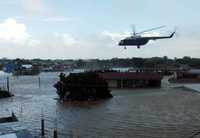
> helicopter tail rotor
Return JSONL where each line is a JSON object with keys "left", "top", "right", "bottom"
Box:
{"left": 172, "top": 26, "right": 179, "bottom": 37}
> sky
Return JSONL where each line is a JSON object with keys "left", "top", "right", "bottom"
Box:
{"left": 0, "top": 0, "right": 200, "bottom": 59}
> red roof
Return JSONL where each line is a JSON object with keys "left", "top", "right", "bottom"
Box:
{"left": 98, "top": 72, "right": 163, "bottom": 81}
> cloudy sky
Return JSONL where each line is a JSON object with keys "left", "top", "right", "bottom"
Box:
{"left": 0, "top": 0, "right": 200, "bottom": 59}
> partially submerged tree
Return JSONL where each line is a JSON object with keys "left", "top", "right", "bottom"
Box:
{"left": 54, "top": 72, "right": 112, "bottom": 101}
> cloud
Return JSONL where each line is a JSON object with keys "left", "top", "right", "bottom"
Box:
{"left": 14, "top": 16, "right": 80, "bottom": 23}
{"left": 101, "top": 31, "right": 129, "bottom": 41}
{"left": 19, "top": 0, "right": 80, "bottom": 23}
{"left": 53, "top": 33, "right": 78, "bottom": 46}
{"left": 63, "top": 34, "right": 77, "bottom": 46}
{"left": 27, "top": 39, "right": 41, "bottom": 47}
{"left": 43, "top": 16, "right": 80, "bottom": 22}
{"left": 0, "top": 18, "right": 40, "bottom": 46}
{"left": 0, "top": 20, "right": 200, "bottom": 59}
{"left": 0, "top": 18, "right": 29, "bottom": 44}
{"left": 21, "top": 0, "right": 50, "bottom": 16}
{"left": 0, "top": 19, "right": 82, "bottom": 59}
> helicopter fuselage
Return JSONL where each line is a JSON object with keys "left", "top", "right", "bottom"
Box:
{"left": 119, "top": 36, "right": 149, "bottom": 47}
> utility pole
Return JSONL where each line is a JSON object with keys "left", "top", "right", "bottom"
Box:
{"left": 7, "top": 76, "right": 9, "bottom": 92}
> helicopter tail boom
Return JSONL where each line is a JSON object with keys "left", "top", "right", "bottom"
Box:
{"left": 146, "top": 32, "right": 175, "bottom": 40}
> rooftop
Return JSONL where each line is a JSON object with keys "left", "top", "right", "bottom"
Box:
{"left": 98, "top": 72, "right": 163, "bottom": 81}
{"left": 0, "top": 130, "right": 33, "bottom": 138}
{"left": 0, "top": 114, "right": 33, "bottom": 138}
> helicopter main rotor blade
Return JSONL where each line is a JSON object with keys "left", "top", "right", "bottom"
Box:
{"left": 136, "top": 25, "right": 166, "bottom": 35}
{"left": 131, "top": 25, "right": 136, "bottom": 36}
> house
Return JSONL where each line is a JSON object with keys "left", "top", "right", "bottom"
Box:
{"left": 3, "top": 63, "right": 15, "bottom": 73}
{"left": 175, "top": 69, "right": 200, "bottom": 83}
{"left": 98, "top": 72, "right": 163, "bottom": 88}
{"left": 13, "top": 64, "right": 40, "bottom": 76}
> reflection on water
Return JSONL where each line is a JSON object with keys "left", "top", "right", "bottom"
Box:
{"left": 0, "top": 72, "right": 200, "bottom": 137}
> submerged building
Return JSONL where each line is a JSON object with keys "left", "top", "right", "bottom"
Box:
{"left": 13, "top": 64, "right": 40, "bottom": 76}
{"left": 174, "top": 69, "right": 200, "bottom": 83}
{"left": 0, "top": 113, "right": 33, "bottom": 138}
{"left": 99, "top": 72, "right": 163, "bottom": 88}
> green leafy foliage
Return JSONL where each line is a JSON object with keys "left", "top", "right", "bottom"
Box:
{"left": 54, "top": 72, "right": 113, "bottom": 101}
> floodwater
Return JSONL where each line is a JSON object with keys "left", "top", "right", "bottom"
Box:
{"left": 1, "top": 72, "right": 200, "bottom": 138}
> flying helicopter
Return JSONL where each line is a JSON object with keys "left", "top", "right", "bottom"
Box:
{"left": 118, "top": 26, "right": 175, "bottom": 49}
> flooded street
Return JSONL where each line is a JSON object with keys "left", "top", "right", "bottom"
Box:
{"left": 1, "top": 72, "right": 200, "bottom": 138}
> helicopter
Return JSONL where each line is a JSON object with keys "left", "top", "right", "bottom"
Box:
{"left": 118, "top": 26, "right": 175, "bottom": 49}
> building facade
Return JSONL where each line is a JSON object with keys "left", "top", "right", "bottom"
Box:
{"left": 99, "top": 72, "right": 163, "bottom": 89}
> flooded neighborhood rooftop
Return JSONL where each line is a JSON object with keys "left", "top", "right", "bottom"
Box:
{"left": 0, "top": 122, "right": 33, "bottom": 138}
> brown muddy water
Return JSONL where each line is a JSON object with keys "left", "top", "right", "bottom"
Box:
{"left": 0, "top": 72, "right": 200, "bottom": 138}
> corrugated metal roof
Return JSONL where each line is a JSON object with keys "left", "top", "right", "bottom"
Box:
{"left": 0, "top": 122, "right": 33, "bottom": 138}
{"left": 0, "top": 130, "right": 33, "bottom": 138}
{"left": 0, "top": 133, "right": 17, "bottom": 138}
{"left": 98, "top": 72, "right": 163, "bottom": 80}
{"left": 22, "top": 65, "right": 32, "bottom": 69}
